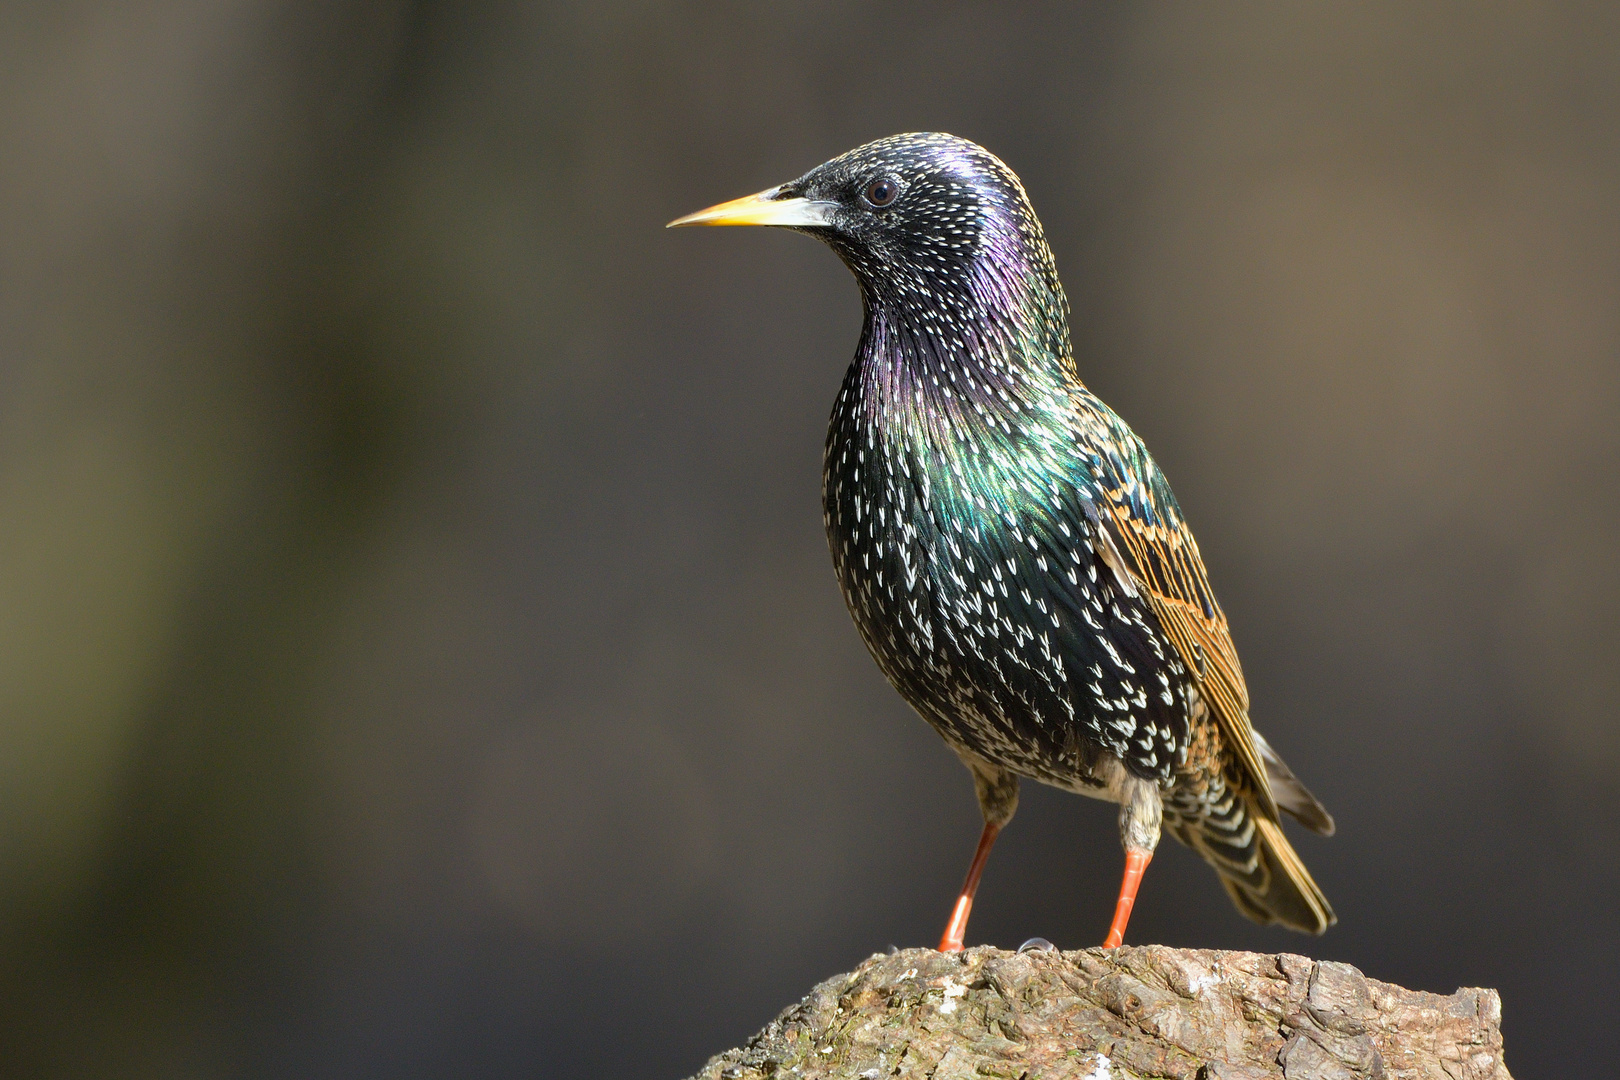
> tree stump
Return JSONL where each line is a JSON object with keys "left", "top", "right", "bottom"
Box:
{"left": 687, "top": 945, "right": 1510, "bottom": 1080}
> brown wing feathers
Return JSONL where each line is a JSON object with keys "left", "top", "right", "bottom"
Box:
{"left": 1100, "top": 500, "right": 1281, "bottom": 821}
{"left": 1100, "top": 490, "right": 1338, "bottom": 933}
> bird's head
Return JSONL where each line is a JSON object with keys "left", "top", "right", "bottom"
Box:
{"left": 670, "top": 133, "right": 1062, "bottom": 318}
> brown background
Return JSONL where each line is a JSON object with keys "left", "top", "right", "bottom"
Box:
{"left": 1, "top": 3, "right": 1614, "bottom": 1077}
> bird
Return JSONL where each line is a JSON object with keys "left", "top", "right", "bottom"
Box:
{"left": 669, "top": 133, "right": 1336, "bottom": 951}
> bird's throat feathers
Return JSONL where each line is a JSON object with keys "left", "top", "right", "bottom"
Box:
{"left": 850, "top": 217, "right": 1077, "bottom": 463}
{"left": 815, "top": 133, "right": 1092, "bottom": 524}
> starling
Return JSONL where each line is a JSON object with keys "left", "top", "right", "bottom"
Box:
{"left": 670, "top": 133, "right": 1336, "bottom": 950}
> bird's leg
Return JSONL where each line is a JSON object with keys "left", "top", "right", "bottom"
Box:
{"left": 940, "top": 755, "right": 1019, "bottom": 953}
{"left": 1104, "top": 775, "right": 1163, "bottom": 948}
{"left": 939, "top": 820, "right": 1000, "bottom": 953}
{"left": 1102, "top": 850, "right": 1152, "bottom": 948}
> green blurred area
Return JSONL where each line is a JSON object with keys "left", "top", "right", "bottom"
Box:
{"left": 0, "top": 3, "right": 1615, "bottom": 1077}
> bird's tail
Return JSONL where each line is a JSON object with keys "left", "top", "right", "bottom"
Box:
{"left": 1167, "top": 786, "right": 1336, "bottom": 935}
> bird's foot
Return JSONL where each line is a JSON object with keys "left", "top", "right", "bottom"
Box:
{"left": 937, "top": 894, "right": 973, "bottom": 952}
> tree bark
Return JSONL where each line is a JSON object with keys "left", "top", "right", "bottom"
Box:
{"left": 687, "top": 945, "right": 1510, "bottom": 1080}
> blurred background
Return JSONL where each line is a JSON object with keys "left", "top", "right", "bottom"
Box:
{"left": 0, "top": 2, "right": 1615, "bottom": 1076}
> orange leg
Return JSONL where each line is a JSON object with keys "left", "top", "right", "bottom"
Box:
{"left": 1102, "top": 849, "right": 1152, "bottom": 948}
{"left": 937, "top": 821, "right": 1002, "bottom": 953}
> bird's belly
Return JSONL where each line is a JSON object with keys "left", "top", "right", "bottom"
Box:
{"left": 827, "top": 504, "right": 1108, "bottom": 793}
{"left": 823, "top": 443, "right": 1192, "bottom": 789}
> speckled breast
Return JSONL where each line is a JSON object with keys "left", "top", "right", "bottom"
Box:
{"left": 821, "top": 366, "right": 1194, "bottom": 791}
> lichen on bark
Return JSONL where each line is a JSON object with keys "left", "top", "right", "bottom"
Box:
{"left": 686, "top": 945, "right": 1510, "bottom": 1080}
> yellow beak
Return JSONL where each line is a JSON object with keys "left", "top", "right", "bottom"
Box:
{"left": 666, "top": 186, "right": 833, "bottom": 229}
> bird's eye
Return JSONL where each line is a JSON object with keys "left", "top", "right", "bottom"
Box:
{"left": 863, "top": 178, "right": 899, "bottom": 208}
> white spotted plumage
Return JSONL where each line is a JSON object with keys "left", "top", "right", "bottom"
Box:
{"left": 687, "top": 130, "right": 1337, "bottom": 937}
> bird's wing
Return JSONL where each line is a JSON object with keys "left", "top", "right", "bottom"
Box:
{"left": 1082, "top": 401, "right": 1280, "bottom": 820}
